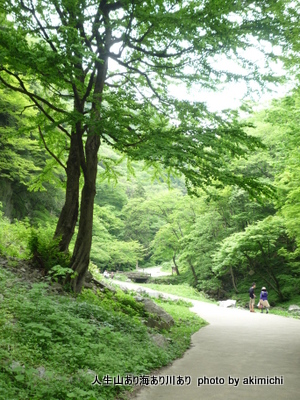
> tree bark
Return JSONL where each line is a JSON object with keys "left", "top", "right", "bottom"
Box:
{"left": 69, "top": 133, "right": 100, "bottom": 292}
{"left": 187, "top": 259, "right": 198, "bottom": 285}
{"left": 68, "top": 5, "right": 111, "bottom": 292}
{"left": 172, "top": 254, "right": 180, "bottom": 275}
{"left": 229, "top": 266, "right": 239, "bottom": 293}
{"left": 54, "top": 131, "right": 81, "bottom": 252}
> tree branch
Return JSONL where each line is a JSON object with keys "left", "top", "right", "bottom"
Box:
{"left": 0, "top": 72, "right": 71, "bottom": 138}
{"left": 38, "top": 126, "right": 67, "bottom": 171}
{"left": 20, "top": 104, "right": 36, "bottom": 115}
{"left": 20, "top": 0, "right": 58, "bottom": 53}
{"left": 131, "top": 22, "right": 154, "bottom": 44}
{"left": 52, "top": 0, "right": 68, "bottom": 26}
{"left": 109, "top": 56, "right": 163, "bottom": 101}
{"left": 102, "top": 0, "right": 122, "bottom": 13}
{"left": 106, "top": 130, "right": 148, "bottom": 148}
{"left": 82, "top": 69, "right": 96, "bottom": 104}
{"left": 0, "top": 68, "right": 67, "bottom": 115}
{"left": 126, "top": 42, "right": 194, "bottom": 59}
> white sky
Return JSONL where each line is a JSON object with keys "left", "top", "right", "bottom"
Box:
{"left": 169, "top": 44, "right": 293, "bottom": 113}
{"left": 172, "top": 80, "right": 292, "bottom": 113}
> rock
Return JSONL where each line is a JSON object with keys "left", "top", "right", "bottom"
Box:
{"left": 0, "top": 259, "right": 8, "bottom": 267}
{"left": 85, "top": 270, "right": 93, "bottom": 283}
{"left": 92, "top": 278, "right": 117, "bottom": 293}
{"left": 83, "top": 282, "right": 93, "bottom": 289}
{"left": 119, "top": 285, "right": 129, "bottom": 293}
{"left": 288, "top": 304, "right": 300, "bottom": 312}
{"left": 135, "top": 288, "right": 147, "bottom": 296}
{"left": 74, "top": 368, "right": 97, "bottom": 384}
{"left": 83, "top": 271, "right": 94, "bottom": 288}
{"left": 78, "top": 368, "right": 96, "bottom": 376}
{"left": 10, "top": 361, "right": 24, "bottom": 371}
{"left": 141, "top": 298, "right": 174, "bottom": 330}
{"left": 149, "top": 333, "right": 169, "bottom": 348}
{"left": 218, "top": 300, "right": 236, "bottom": 308}
{"left": 0, "top": 294, "right": 4, "bottom": 302}
{"left": 36, "top": 366, "right": 46, "bottom": 378}
{"left": 135, "top": 295, "right": 144, "bottom": 302}
{"left": 148, "top": 292, "right": 167, "bottom": 300}
{"left": 49, "top": 282, "right": 64, "bottom": 294}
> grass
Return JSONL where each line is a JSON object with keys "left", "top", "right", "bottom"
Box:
{"left": 0, "top": 266, "right": 206, "bottom": 400}
{"left": 140, "top": 282, "right": 215, "bottom": 303}
{"left": 268, "top": 295, "right": 300, "bottom": 319}
{"left": 228, "top": 286, "right": 300, "bottom": 319}
{"left": 142, "top": 276, "right": 299, "bottom": 319}
{"left": 270, "top": 308, "right": 297, "bottom": 318}
{"left": 154, "top": 298, "right": 208, "bottom": 349}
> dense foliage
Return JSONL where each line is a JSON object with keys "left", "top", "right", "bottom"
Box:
{"left": 1, "top": 3, "right": 300, "bottom": 400}
{"left": 1, "top": 89, "right": 300, "bottom": 303}
{"left": 0, "top": 2, "right": 299, "bottom": 297}
{"left": 1, "top": 0, "right": 297, "bottom": 291}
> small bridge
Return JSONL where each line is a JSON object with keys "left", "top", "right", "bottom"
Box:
{"left": 126, "top": 272, "right": 151, "bottom": 283}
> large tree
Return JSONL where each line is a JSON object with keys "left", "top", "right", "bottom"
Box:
{"left": 0, "top": 0, "right": 291, "bottom": 291}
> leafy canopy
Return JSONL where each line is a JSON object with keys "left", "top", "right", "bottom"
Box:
{"left": 0, "top": 0, "right": 290, "bottom": 194}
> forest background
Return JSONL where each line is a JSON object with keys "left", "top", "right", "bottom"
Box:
{"left": 1, "top": 0, "right": 300, "bottom": 304}
{"left": 1, "top": 2, "right": 300, "bottom": 399}
{"left": 1, "top": 83, "right": 300, "bottom": 305}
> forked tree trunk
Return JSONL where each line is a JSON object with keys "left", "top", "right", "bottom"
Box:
{"left": 54, "top": 131, "right": 81, "bottom": 252}
{"left": 69, "top": 134, "right": 100, "bottom": 292}
{"left": 68, "top": 17, "right": 109, "bottom": 292}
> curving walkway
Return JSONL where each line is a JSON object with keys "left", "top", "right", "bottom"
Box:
{"left": 113, "top": 280, "right": 300, "bottom": 400}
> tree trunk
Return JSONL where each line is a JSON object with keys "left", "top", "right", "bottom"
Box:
{"left": 229, "top": 266, "right": 239, "bottom": 293}
{"left": 187, "top": 259, "right": 198, "bottom": 285}
{"left": 172, "top": 254, "right": 180, "bottom": 275}
{"left": 263, "top": 266, "right": 286, "bottom": 301}
{"left": 69, "top": 134, "right": 100, "bottom": 292}
{"left": 68, "top": 15, "right": 109, "bottom": 292}
{"left": 54, "top": 131, "right": 81, "bottom": 252}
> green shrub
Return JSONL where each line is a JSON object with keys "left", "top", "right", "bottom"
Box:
{"left": 0, "top": 205, "right": 30, "bottom": 258}
{"left": 79, "top": 288, "right": 146, "bottom": 319}
{"left": 28, "top": 227, "right": 70, "bottom": 271}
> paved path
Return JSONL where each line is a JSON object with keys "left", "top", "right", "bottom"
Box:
{"left": 113, "top": 280, "right": 300, "bottom": 400}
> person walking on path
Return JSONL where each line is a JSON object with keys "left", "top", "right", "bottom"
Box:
{"left": 249, "top": 282, "right": 256, "bottom": 312}
{"left": 259, "top": 286, "right": 270, "bottom": 313}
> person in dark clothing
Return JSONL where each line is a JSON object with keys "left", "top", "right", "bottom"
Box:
{"left": 249, "top": 282, "right": 256, "bottom": 313}
{"left": 259, "top": 287, "right": 270, "bottom": 313}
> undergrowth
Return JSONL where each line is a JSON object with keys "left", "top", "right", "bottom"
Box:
{"left": 0, "top": 267, "right": 206, "bottom": 400}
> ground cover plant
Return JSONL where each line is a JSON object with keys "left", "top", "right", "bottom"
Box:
{"left": 0, "top": 266, "right": 205, "bottom": 400}
{"left": 0, "top": 205, "right": 30, "bottom": 258}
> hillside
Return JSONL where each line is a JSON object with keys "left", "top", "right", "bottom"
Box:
{"left": 0, "top": 257, "right": 206, "bottom": 400}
